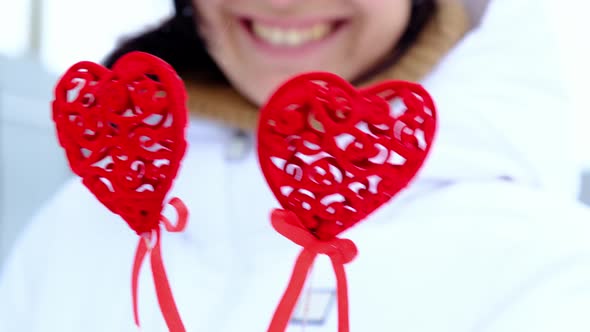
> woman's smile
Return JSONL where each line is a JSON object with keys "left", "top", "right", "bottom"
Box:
{"left": 242, "top": 17, "right": 347, "bottom": 50}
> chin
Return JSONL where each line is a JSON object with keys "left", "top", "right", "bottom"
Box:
{"left": 237, "top": 85, "right": 270, "bottom": 108}
{"left": 234, "top": 76, "right": 289, "bottom": 107}
{"left": 233, "top": 68, "right": 334, "bottom": 107}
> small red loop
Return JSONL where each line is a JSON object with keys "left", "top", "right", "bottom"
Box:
{"left": 161, "top": 197, "right": 189, "bottom": 232}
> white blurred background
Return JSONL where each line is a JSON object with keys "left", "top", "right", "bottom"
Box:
{"left": 0, "top": 0, "right": 589, "bottom": 263}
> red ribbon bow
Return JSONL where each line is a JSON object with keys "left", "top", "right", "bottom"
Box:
{"left": 268, "top": 209, "right": 358, "bottom": 332}
{"left": 132, "top": 197, "right": 188, "bottom": 332}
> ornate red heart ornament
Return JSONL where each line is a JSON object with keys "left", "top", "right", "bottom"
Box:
{"left": 257, "top": 72, "right": 436, "bottom": 332}
{"left": 52, "top": 51, "right": 187, "bottom": 235}
{"left": 258, "top": 72, "right": 436, "bottom": 239}
{"left": 52, "top": 51, "right": 189, "bottom": 332}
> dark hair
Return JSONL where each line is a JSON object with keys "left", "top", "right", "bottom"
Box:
{"left": 104, "top": 0, "right": 436, "bottom": 83}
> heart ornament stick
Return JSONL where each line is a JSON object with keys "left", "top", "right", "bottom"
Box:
{"left": 257, "top": 72, "right": 437, "bottom": 332}
{"left": 52, "top": 51, "right": 189, "bottom": 332}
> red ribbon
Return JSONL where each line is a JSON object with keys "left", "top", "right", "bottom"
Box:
{"left": 268, "top": 209, "right": 358, "bottom": 332}
{"left": 132, "top": 197, "right": 188, "bottom": 332}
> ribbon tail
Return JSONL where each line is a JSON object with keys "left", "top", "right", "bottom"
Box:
{"left": 331, "top": 258, "right": 351, "bottom": 332}
{"left": 132, "top": 237, "right": 149, "bottom": 327}
{"left": 150, "top": 231, "right": 186, "bottom": 332}
{"left": 268, "top": 249, "right": 318, "bottom": 332}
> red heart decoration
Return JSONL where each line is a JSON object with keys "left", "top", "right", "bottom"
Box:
{"left": 258, "top": 72, "right": 436, "bottom": 240}
{"left": 52, "top": 51, "right": 188, "bottom": 235}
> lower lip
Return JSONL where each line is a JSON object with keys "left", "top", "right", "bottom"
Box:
{"left": 238, "top": 19, "right": 347, "bottom": 57}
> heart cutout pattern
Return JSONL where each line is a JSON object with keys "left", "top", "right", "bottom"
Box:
{"left": 258, "top": 72, "right": 436, "bottom": 240}
{"left": 52, "top": 51, "right": 188, "bottom": 235}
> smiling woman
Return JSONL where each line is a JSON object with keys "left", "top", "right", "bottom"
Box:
{"left": 192, "top": 0, "right": 415, "bottom": 104}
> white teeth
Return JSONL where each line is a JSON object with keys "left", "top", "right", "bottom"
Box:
{"left": 311, "top": 24, "right": 330, "bottom": 40}
{"left": 285, "top": 30, "right": 302, "bottom": 46}
{"left": 251, "top": 22, "right": 332, "bottom": 47}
